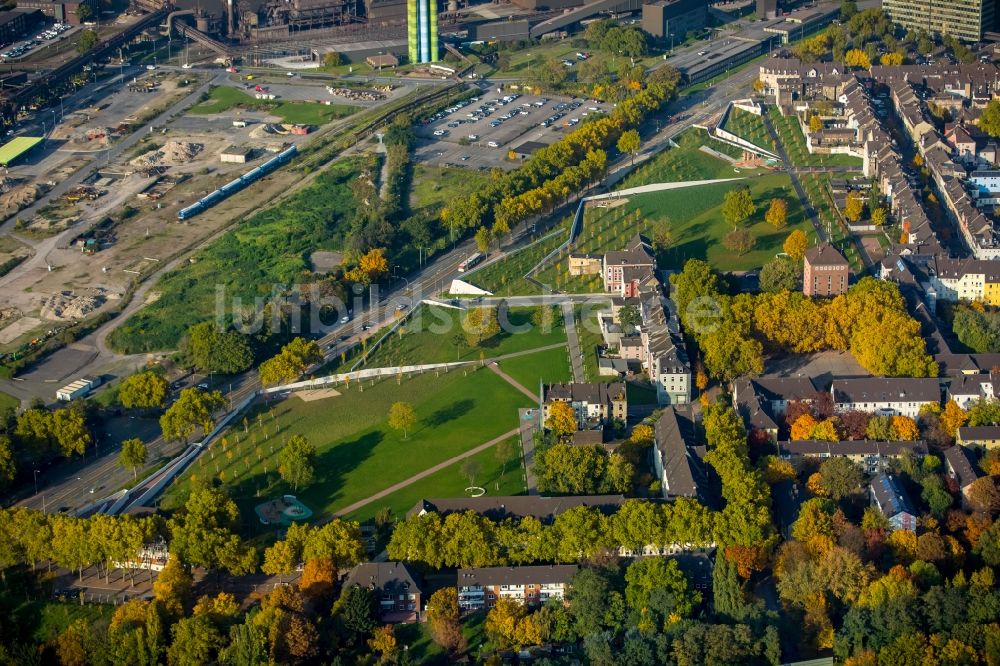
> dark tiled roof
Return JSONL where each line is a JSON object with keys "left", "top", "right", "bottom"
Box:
{"left": 543, "top": 382, "right": 626, "bottom": 405}
{"left": 832, "top": 378, "right": 940, "bottom": 404}
{"left": 343, "top": 562, "right": 421, "bottom": 596}
{"left": 943, "top": 445, "right": 982, "bottom": 489}
{"left": 456, "top": 565, "right": 578, "bottom": 587}
{"left": 958, "top": 425, "right": 1000, "bottom": 440}
{"left": 780, "top": 440, "right": 928, "bottom": 456}
{"left": 804, "top": 242, "right": 848, "bottom": 268}
{"left": 654, "top": 406, "right": 703, "bottom": 499}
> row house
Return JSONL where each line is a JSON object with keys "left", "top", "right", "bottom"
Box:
{"left": 957, "top": 425, "right": 1000, "bottom": 450}
{"left": 640, "top": 296, "right": 691, "bottom": 405}
{"left": 342, "top": 562, "right": 423, "bottom": 623}
{"left": 871, "top": 473, "right": 919, "bottom": 532}
{"left": 831, "top": 377, "right": 941, "bottom": 418}
{"left": 652, "top": 405, "right": 709, "bottom": 502}
{"left": 732, "top": 375, "right": 819, "bottom": 441}
{"left": 925, "top": 255, "right": 1000, "bottom": 305}
{"left": 948, "top": 372, "right": 1000, "bottom": 408}
{"left": 778, "top": 439, "right": 928, "bottom": 474}
{"left": 457, "top": 566, "right": 578, "bottom": 611}
{"left": 943, "top": 445, "right": 983, "bottom": 508}
{"left": 603, "top": 234, "right": 657, "bottom": 297}
{"left": 541, "top": 382, "right": 627, "bottom": 429}
{"left": 757, "top": 57, "right": 847, "bottom": 108}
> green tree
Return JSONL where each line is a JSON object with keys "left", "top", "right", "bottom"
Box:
{"left": 617, "top": 129, "right": 641, "bottom": 166}
{"left": 722, "top": 186, "right": 756, "bottom": 227}
{"left": 474, "top": 225, "right": 493, "bottom": 255}
{"left": 52, "top": 408, "right": 91, "bottom": 457}
{"left": 76, "top": 28, "right": 98, "bottom": 54}
{"left": 154, "top": 555, "right": 194, "bottom": 619}
{"left": 760, "top": 256, "right": 800, "bottom": 292}
{"left": 119, "top": 438, "right": 148, "bottom": 480}
{"left": 0, "top": 436, "right": 16, "bottom": 487}
{"left": 167, "top": 486, "right": 256, "bottom": 574}
{"left": 339, "top": 585, "right": 377, "bottom": 644}
{"left": 160, "top": 388, "right": 226, "bottom": 443}
{"left": 618, "top": 304, "right": 641, "bottom": 328}
{"left": 387, "top": 401, "right": 417, "bottom": 439}
{"left": 322, "top": 51, "right": 343, "bottom": 68}
{"left": 119, "top": 371, "right": 169, "bottom": 409}
{"left": 278, "top": 434, "right": 316, "bottom": 491}
{"left": 182, "top": 322, "right": 253, "bottom": 375}
{"left": 981, "top": 99, "right": 1000, "bottom": 138}
{"left": 818, "top": 457, "right": 863, "bottom": 500}
{"left": 167, "top": 614, "right": 224, "bottom": 666}
{"left": 625, "top": 557, "right": 701, "bottom": 627}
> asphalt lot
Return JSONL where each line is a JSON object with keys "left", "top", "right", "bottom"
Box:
{"left": 413, "top": 93, "right": 610, "bottom": 172}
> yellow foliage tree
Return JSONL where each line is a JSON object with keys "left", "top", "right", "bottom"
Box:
{"left": 765, "top": 198, "right": 788, "bottom": 229}
{"left": 791, "top": 414, "right": 819, "bottom": 440}
{"left": 844, "top": 49, "right": 871, "bottom": 69}
{"left": 546, "top": 401, "right": 577, "bottom": 439}
{"left": 890, "top": 415, "right": 920, "bottom": 441}
{"left": 345, "top": 248, "right": 389, "bottom": 285}
{"left": 784, "top": 229, "right": 808, "bottom": 262}
{"left": 809, "top": 418, "right": 840, "bottom": 442}
{"left": 940, "top": 400, "right": 967, "bottom": 438}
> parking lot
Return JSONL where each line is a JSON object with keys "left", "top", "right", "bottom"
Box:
{"left": 0, "top": 21, "right": 77, "bottom": 61}
{"left": 413, "top": 92, "right": 610, "bottom": 171}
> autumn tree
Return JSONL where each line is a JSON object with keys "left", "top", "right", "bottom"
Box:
{"left": 940, "top": 400, "right": 967, "bottom": 438}
{"left": 167, "top": 486, "right": 256, "bottom": 574}
{"left": 427, "top": 588, "right": 466, "bottom": 654}
{"left": 344, "top": 248, "right": 389, "bottom": 285}
{"left": 153, "top": 555, "right": 193, "bottom": 619}
{"left": 760, "top": 256, "right": 800, "bottom": 292}
{"left": 784, "top": 229, "right": 809, "bottom": 261}
{"left": 462, "top": 306, "right": 500, "bottom": 347}
{"left": 890, "top": 415, "right": 920, "bottom": 441}
{"left": 119, "top": 371, "right": 169, "bottom": 410}
{"left": 871, "top": 207, "right": 888, "bottom": 226}
{"left": 809, "top": 114, "right": 824, "bottom": 132}
{"left": 278, "top": 434, "right": 316, "bottom": 491}
{"left": 980, "top": 98, "right": 1000, "bottom": 137}
{"left": 485, "top": 597, "right": 528, "bottom": 650}
{"left": 545, "top": 400, "right": 577, "bottom": 439}
{"left": 818, "top": 457, "right": 863, "bottom": 500}
{"left": 844, "top": 191, "right": 865, "bottom": 223}
{"left": 791, "top": 414, "right": 819, "bottom": 440}
{"left": 844, "top": 48, "right": 872, "bottom": 69}
{"left": 368, "top": 625, "right": 398, "bottom": 664}
{"left": 387, "top": 401, "right": 417, "bottom": 439}
{"left": 722, "top": 186, "right": 756, "bottom": 227}
{"left": 475, "top": 226, "right": 493, "bottom": 255}
{"left": 723, "top": 228, "right": 755, "bottom": 255}
{"left": 258, "top": 337, "right": 323, "bottom": 386}
{"left": 119, "top": 438, "right": 148, "bottom": 480}
{"left": 617, "top": 129, "right": 641, "bottom": 165}
{"left": 765, "top": 198, "right": 788, "bottom": 229}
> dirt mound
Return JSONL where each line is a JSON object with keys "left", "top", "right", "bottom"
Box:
{"left": 0, "top": 184, "right": 40, "bottom": 213}
{"left": 39, "top": 288, "right": 109, "bottom": 321}
{"left": 130, "top": 140, "right": 203, "bottom": 168}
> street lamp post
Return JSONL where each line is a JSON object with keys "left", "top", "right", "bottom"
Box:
{"left": 33, "top": 468, "right": 39, "bottom": 494}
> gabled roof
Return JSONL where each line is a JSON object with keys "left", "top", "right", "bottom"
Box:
{"left": 943, "top": 445, "right": 982, "bottom": 489}
{"left": 831, "top": 378, "right": 940, "bottom": 405}
{"left": 343, "top": 562, "right": 421, "bottom": 596}
{"left": 871, "top": 473, "right": 917, "bottom": 518}
{"left": 654, "top": 406, "right": 703, "bottom": 500}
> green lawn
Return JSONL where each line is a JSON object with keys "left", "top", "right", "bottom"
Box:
{"left": 463, "top": 227, "right": 569, "bottom": 297}
{"left": 722, "top": 108, "right": 775, "bottom": 152}
{"left": 767, "top": 106, "right": 862, "bottom": 168}
{"left": 496, "top": 344, "right": 572, "bottom": 391}
{"left": 0, "top": 390, "right": 19, "bottom": 412}
{"left": 537, "top": 173, "right": 813, "bottom": 281}
{"left": 358, "top": 304, "right": 568, "bottom": 368}
{"left": 576, "top": 305, "right": 609, "bottom": 383}
{"left": 109, "top": 156, "right": 370, "bottom": 353}
{"left": 344, "top": 435, "right": 525, "bottom": 523}
{"left": 396, "top": 609, "right": 489, "bottom": 664}
{"left": 622, "top": 128, "right": 753, "bottom": 186}
{"left": 411, "top": 165, "right": 490, "bottom": 212}
{"left": 161, "top": 367, "right": 532, "bottom": 521}
{"left": 189, "top": 85, "right": 355, "bottom": 125}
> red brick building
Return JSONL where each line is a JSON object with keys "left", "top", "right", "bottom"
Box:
{"left": 803, "top": 243, "right": 849, "bottom": 296}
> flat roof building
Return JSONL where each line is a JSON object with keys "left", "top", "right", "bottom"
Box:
{"left": 641, "top": 0, "right": 708, "bottom": 40}
{"left": 0, "top": 136, "right": 43, "bottom": 166}
{"left": 883, "top": 0, "right": 995, "bottom": 42}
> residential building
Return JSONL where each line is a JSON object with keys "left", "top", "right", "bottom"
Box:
{"left": 779, "top": 440, "right": 928, "bottom": 474}
{"left": 882, "top": 0, "right": 995, "bottom": 42}
{"left": 947, "top": 373, "right": 999, "bottom": 408}
{"left": 733, "top": 376, "right": 818, "bottom": 418}
{"left": 652, "top": 405, "right": 707, "bottom": 501}
{"left": 943, "top": 445, "right": 983, "bottom": 506}
{"left": 831, "top": 377, "right": 941, "bottom": 418}
{"left": 641, "top": 0, "right": 707, "bottom": 39}
{"left": 958, "top": 425, "right": 1000, "bottom": 449}
{"left": 456, "top": 565, "right": 577, "bottom": 611}
{"left": 541, "top": 382, "right": 627, "bottom": 428}
{"left": 641, "top": 297, "right": 691, "bottom": 405}
{"left": 407, "top": 495, "right": 627, "bottom": 522}
{"left": 342, "top": 562, "right": 422, "bottom": 623}
{"left": 603, "top": 234, "right": 656, "bottom": 297}
{"left": 568, "top": 253, "right": 602, "bottom": 276}
{"left": 406, "top": 0, "right": 437, "bottom": 64}
{"left": 870, "top": 473, "right": 919, "bottom": 532}
{"left": 803, "top": 243, "right": 849, "bottom": 296}
{"left": 925, "top": 255, "right": 1000, "bottom": 305}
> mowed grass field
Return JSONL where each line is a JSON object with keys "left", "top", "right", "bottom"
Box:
{"left": 496, "top": 345, "right": 572, "bottom": 391}
{"left": 533, "top": 173, "right": 814, "bottom": 291}
{"left": 344, "top": 436, "right": 525, "bottom": 523}
{"left": 621, "top": 128, "right": 757, "bottom": 187}
{"left": 190, "top": 85, "right": 356, "bottom": 125}
{"left": 767, "top": 106, "right": 863, "bottom": 168}
{"left": 161, "top": 367, "right": 532, "bottom": 521}
{"left": 358, "top": 304, "right": 569, "bottom": 368}
{"left": 723, "top": 108, "right": 775, "bottom": 152}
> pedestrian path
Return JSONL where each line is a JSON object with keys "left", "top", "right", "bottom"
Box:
{"left": 562, "top": 302, "right": 585, "bottom": 382}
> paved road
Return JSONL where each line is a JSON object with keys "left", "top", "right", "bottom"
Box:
{"left": 517, "top": 408, "right": 540, "bottom": 495}
{"left": 762, "top": 112, "right": 828, "bottom": 244}
{"left": 562, "top": 302, "right": 585, "bottom": 383}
